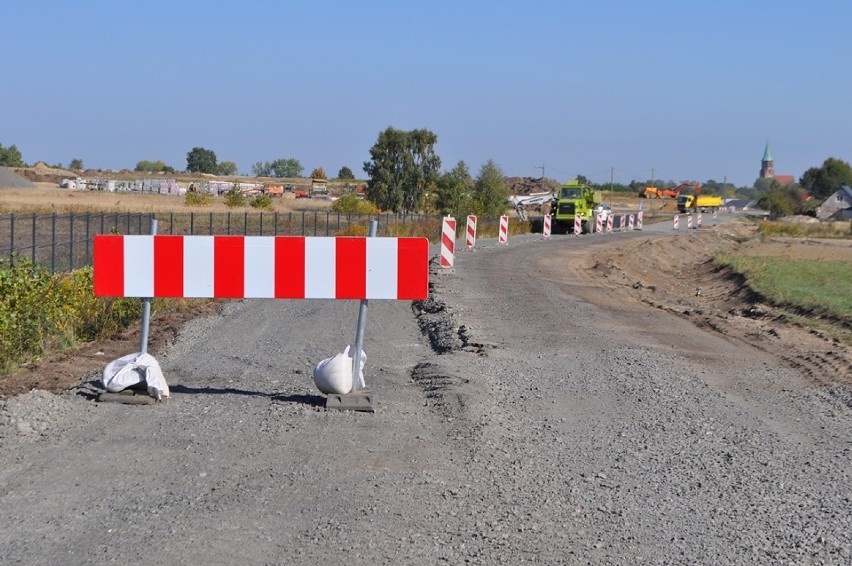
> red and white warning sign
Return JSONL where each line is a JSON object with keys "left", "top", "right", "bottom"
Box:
{"left": 636, "top": 211, "right": 643, "bottom": 230}
{"left": 697, "top": 212, "right": 702, "bottom": 227}
{"left": 441, "top": 216, "right": 456, "bottom": 268}
{"left": 621, "top": 214, "right": 628, "bottom": 232}
{"left": 94, "top": 235, "right": 429, "bottom": 300}
{"left": 673, "top": 214, "right": 680, "bottom": 230}
{"left": 628, "top": 215, "right": 635, "bottom": 230}
{"left": 687, "top": 215, "right": 694, "bottom": 229}
{"left": 595, "top": 212, "right": 603, "bottom": 234}
{"left": 498, "top": 215, "right": 509, "bottom": 244}
{"left": 543, "top": 214, "right": 552, "bottom": 238}
{"left": 606, "top": 215, "right": 613, "bottom": 233}
{"left": 466, "top": 215, "right": 477, "bottom": 248}
{"left": 574, "top": 214, "right": 582, "bottom": 236}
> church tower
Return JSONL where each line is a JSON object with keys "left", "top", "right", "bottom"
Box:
{"left": 760, "top": 142, "right": 775, "bottom": 179}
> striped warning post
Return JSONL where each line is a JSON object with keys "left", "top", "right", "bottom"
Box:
{"left": 573, "top": 214, "right": 582, "bottom": 236}
{"left": 673, "top": 214, "right": 680, "bottom": 230}
{"left": 465, "top": 215, "right": 477, "bottom": 248}
{"left": 628, "top": 215, "right": 635, "bottom": 230}
{"left": 697, "top": 212, "right": 703, "bottom": 227}
{"left": 498, "top": 215, "right": 509, "bottom": 244}
{"left": 606, "top": 215, "right": 613, "bottom": 233}
{"left": 636, "top": 211, "right": 644, "bottom": 230}
{"left": 93, "top": 235, "right": 429, "bottom": 300}
{"left": 543, "top": 214, "right": 552, "bottom": 238}
{"left": 595, "top": 212, "right": 603, "bottom": 233}
{"left": 687, "top": 215, "right": 694, "bottom": 229}
{"left": 441, "top": 217, "right": 456, "bottom": 267}
{"left": 621, "top": 214, "right": 628, "bottom": 232}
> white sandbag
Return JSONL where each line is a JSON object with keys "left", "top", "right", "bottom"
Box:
{"left": 102, "top": 352, "right": 170, "bottom": 401}
{"left": 312, "top": 345, "right": 366, "bottom": 395}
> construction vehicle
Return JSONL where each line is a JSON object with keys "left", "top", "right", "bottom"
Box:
{"left": 677, "top": 193, "right": 722, "bottom": 213}
{"left": 662, "top": 182, "right": 700, "bottom": 199}
{"left": 550, "top": 179, "right": 602, "bottom": 233}
{"left": 640, "top": 186, "right": 661, "bottom": 198}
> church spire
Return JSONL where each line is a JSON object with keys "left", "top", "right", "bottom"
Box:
{"left": 762, "top": 142, "right": 773, "bottom": 163}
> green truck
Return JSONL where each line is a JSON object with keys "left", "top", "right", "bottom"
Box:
{"left": 550, "top": 179, "right": 602, "bottom": 233}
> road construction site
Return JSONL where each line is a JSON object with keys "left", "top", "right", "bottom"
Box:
{"left": 0, "top": 217, "right": 850, "bottom": 564}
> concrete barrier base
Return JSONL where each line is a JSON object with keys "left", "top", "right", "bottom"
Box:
{"left": 325, "top": 390, "right": 375, "bottom": 412}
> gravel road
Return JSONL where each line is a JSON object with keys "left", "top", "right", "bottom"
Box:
{"left": 1, "top": 226, "right": 849, "bottom": 565}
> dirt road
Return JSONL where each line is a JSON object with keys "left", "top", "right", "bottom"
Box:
{"left": 1, "top": 224, "right": 850, "bottom": 564}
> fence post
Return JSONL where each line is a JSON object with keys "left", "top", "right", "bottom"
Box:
{"left": 100, "top": 211, "right": 104, "bottom": 235}
{"left": 169, "top": 212, "right": 174, "bottom": 235}
{"left": 9, "top": 213, "right": 14, "bottom": 265}
{"left": 313, "top": 211, "right": 318, "bottom": 236}
{"left": 259, "top": 211, "right": 264, "bottom": 236}
{"left": 190, "top": 212, "right": 195, "bottom": 235}
{"left": 243, "top": 211, "right": 247, "bottom": 236}
{"left": 31, "top": 213, "right": 36, "bottom": 264}
{"left": 274, "top": 211, "right": 278, "bottom": 235}
{"left": 51, "top": 213, "right": 56, "bottom": 274}
{"left": 85, "top": 212, "right": 91, "bottom": 267}
{"left": 69, "top": 212, "right": 75, "bottom": 271}
{"left": 209, "top": 212, "right": 213, "bottom": 235}
{"left": 326, "top": 211, "right": 330, "bottom": 236}
{"left": 301, "top": 211, "right": 306, "bottom": 236}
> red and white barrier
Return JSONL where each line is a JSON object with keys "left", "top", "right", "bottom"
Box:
{"left": 628, "top": 215, "right": 635, "bottom": 231}
{"left": 543, "top": 214, "right": 552, "bottom": 238}
{"left": 712, "top": 210, "right": 718, "bottom": 220}
{"left": 636, "top": 211, "right": 643, "bottom": 230}
{"left": 498, "top": 215, "right": 509, "bottom": 244}
{"left": 595, "top": 212, "right": 603, "bottom": 233}
{"left": 441, "top": 216, "right": 456, "bottom": 267}
{"left": 94, "top": 235, "right": 429, "bottom": 300}
{"left": 697, "top": 212, "right": 702, "bottom": 228}
{"left": 606, "top": 215, "right": 613, "bottom": 233}
{"left": 673, "top": 214, "right": 680, "bottom": 230}
{"left": 574, "top": 214, "right": 582, "bottom": 235}
{"left": 687, "top": 215, "right": 694, "bottom": 229}
{"left": 621, "top": 214, "right": 628, "bottom": 232}
{"left": 466, "top": 215, "right": 477, "bottom": 248}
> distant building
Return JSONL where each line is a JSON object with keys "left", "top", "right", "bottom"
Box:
{"left": 816, "top": 186, "right": 852, "bottom": 220}
{"left": 759, "top": 143, "right": 795, "bottom": 185}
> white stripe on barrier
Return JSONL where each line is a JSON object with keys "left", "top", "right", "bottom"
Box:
{"left": 499, "top": 215, "right": 509, "bottom": 244}
{"left": 543, "top": 214, "right": 552, "bottom": 238}
{"left": 305, "top": 237, "right": 336, "bottom": 298}
{"left": 574, "top": 214, "right": 582, "bottom": 235}
{"left": 606, "top": 215, "right": 613, "bottom": 233}
{"left": 466, "top": 215, "right": 477, "bottom": 248}
{"left": 124, "top": 236, "right": 154, "bottom": 297}
{"left": 673, "top": 215, "right": 680, "bottom": 230}
{"left": 441, "top": 216, "right": 456, "bottom": 267}
{"left": 367, "top": 238, "right": 397, "bottom": 299}
{"left": 184, "top": 236, "right": 214, "bottom": 297}
{"left": 244, "top": 236, "right": 275, "bottom": 298}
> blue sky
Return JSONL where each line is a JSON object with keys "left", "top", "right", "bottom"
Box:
{"left": 3, "top": 0, "right": 850, "bottom": 187}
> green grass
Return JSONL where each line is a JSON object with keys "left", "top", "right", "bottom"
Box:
{"left": 715, "top": 253, "right": 852, "bottom": 324}
{"left": 757, "top": 219, "right": 852, "bottom": 238}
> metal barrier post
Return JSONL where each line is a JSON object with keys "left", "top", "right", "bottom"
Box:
{"left": 139, "top": 218, "right": 158, "bottom": 354}
{"left": 349, "top": 220, "right": 377, "bottom": 397}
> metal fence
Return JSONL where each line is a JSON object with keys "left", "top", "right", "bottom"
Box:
{"left": 0, "top": 211, "right": 441, "bottom": 274}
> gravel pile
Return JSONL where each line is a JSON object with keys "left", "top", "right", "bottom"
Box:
{"left": 0, "top": 167, "right": 36, "bottom": 189}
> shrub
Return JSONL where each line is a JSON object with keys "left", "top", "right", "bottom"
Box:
{"left": 224, "top": 186, "right": 246, "bottom": 208}
{"left": 184, "top": 191, "right": 212, "bottom": 206}
{"left": 331, "top": 194, "right": 380, "bottom": 214}
{"left": 0, "top": 259, "right": 141, "bottom": 374}
{"left": 249, "top": 195, "right": 273, "bottom": 210}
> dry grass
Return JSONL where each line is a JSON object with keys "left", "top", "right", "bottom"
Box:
{"left": 0, "top": 184, "right": 335, "bottom": 215}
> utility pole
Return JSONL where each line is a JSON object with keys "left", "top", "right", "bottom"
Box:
{"left": 536, "top": 165, "right": 545, "bottom": 192}
{"left": 610, "top": 166, "right": 614, "bottom": 206}
{"left": 724, "top": 175, "right": 728, "bottom": 201}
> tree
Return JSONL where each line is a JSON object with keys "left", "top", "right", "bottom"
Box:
{"left": 69, "top": 158, "right": 84, "bottom": 170}
{"left": 758, "top": 186, "right": 804, "bottom": 218}
{"left": 435, "top": 161, "right": 473, "bottom": 218}
{"left": 186, "top": 147, "right": 218, "bottom": 174}
{"left": 135, "top": 160, "right": 175, "bottom": 173}
{"left": 799, "top": 158, "right": 852, "bottom": 200}
{"left": 337, "top": 166, "right": 355, "bottom": 179}
{"left": 270, "top": 158, "right": 303, "bottom": 178}
{"left": 474, "top": 159, "right": 509, "bottom": 217}
{"left": 252, "top": 161, "right": 272, "bottom": 177}
{"left": 0, "top": 143, "right": 24, "bottom": 167}
{"left": 310, "top": 167, "right": 327, "bottom": 179}
{"left": 363, "top": 127, "right": 441, "bottom": 213}
{"left": 217, "top": 161, "right": 238, "bottom": 176}
{"left": 754, "top": 177, "right": 780, "bottom": 192}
